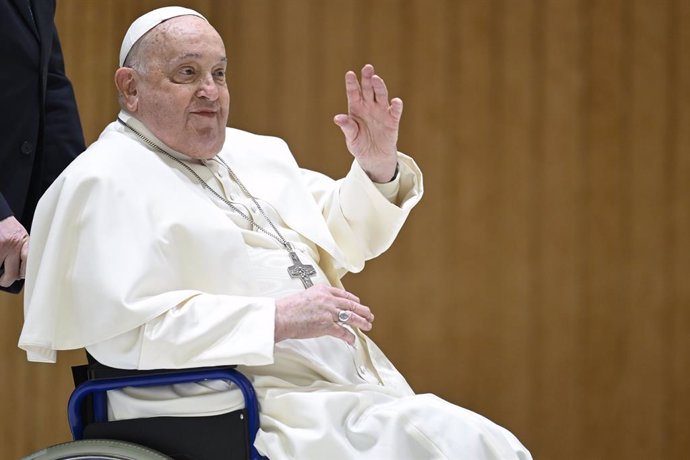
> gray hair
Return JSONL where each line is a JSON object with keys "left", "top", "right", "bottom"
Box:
{"left": 121, "top": 33, "right": 151, "bottom": 74}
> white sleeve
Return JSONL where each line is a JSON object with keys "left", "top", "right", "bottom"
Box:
{"left": 87, "top": 294, "right": 276, "bottom": 370}
{"left": 372, "top": 170, "right": 401, "bottom": 204}
{"left": 300, "top": 152, "right": 423, "bottom": 272}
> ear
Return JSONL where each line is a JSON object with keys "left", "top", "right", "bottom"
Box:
{"left": 115, "top": 68, "right": 140, "bottom": 112}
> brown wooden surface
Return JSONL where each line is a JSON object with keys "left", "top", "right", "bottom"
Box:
{"left": 1, "top": 1, "right": 688, "bottom": 458}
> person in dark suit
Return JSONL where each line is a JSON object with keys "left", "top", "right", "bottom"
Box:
{"left": 0, "top": 0, "right": 84, "bottom": 293}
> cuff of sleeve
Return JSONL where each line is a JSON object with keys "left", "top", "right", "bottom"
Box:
{"left": 20, "top": 343, "right": 58, "bottom": 363}
{"left": 372, "top": 166, "right": 401, "bottom": 203}
{"left": 0, "top": 194, "right": 14, "bottom": 221}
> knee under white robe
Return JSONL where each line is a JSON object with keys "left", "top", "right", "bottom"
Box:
{"left": 20, "top": 113, "right": 531, "bottom": 459}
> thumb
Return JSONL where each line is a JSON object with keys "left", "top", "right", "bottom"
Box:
{"left": 333, "top": 114, "right": 359, "bottom": 143}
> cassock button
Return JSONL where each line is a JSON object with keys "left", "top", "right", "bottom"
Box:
{"left": 20, "top": 141, "right": 34, "bottom": 155}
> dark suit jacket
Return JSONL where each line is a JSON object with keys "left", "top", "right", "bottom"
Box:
{"left": 0, "top": 0, "right": 84, "bottom": 292}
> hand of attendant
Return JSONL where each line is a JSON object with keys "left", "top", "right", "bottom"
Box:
{"left": 334, "top": 64, "right": 402, "bottom": 183}
{"left": 0, "top": 216, "right": 29, "bottom": 287}
{"left": 275, "top": 285, "right": 375, "bottom": 346}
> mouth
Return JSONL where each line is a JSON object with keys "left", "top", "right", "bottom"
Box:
{"left": 190, "top": 109, "right": 218, "bottom": 118}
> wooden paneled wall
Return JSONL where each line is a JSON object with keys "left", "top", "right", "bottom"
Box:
{"left": 1, "top": 1, "right": 687, "bottom": 458}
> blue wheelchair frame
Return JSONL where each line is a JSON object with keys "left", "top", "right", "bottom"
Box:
{"left": 67, "top": 367, "right": 265, "bottom": 460}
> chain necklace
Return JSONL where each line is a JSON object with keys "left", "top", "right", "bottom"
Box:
{"left": 117, "top": 117, "right": 317, "bottom": 288}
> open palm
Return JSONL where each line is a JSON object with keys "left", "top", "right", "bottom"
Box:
{"left": 334, "top": 64, "right": 402, "bottom": 183}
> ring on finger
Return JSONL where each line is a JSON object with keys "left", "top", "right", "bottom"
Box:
{"left": 337, "top": 310, "right": 352, "bottom": 324}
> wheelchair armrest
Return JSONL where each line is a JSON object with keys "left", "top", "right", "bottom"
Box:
{"left": 67, "top": 367, "right": 260, "bottom": 451}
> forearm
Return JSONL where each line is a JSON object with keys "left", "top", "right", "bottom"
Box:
{"left": 334, "top": 152, "right": 423, "bottom": 258}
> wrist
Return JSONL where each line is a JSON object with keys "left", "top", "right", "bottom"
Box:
{"left": 364, "top": 160, "right": 399, "bottom": 184}
{"left": 385, "top": 162, "right": 399, "bottom": 182}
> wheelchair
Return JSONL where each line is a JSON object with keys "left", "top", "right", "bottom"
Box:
{"left": 23, "top": 360, "right": 266, "bottom": 460}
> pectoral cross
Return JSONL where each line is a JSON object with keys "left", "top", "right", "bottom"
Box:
{"left": 287, "top": 249, "right": 316, "bottom": 288}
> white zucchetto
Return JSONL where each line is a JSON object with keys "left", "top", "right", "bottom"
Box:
{"left": 119, "top": 6, "right": 208, "bottom": 67}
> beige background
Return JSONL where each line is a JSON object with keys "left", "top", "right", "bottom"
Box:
{"left": 1, "top": 0, "right": 688, "bottom": 458}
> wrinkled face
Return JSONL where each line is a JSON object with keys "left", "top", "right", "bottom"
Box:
{"left": 129, "top": 16, "right": 229, "bottom": 159}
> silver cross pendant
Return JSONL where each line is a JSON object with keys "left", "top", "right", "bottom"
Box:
{"left": 287, "top": 250, "right": 316, "bottom": 289}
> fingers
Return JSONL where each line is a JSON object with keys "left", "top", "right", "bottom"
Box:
{"left": 344, "top": 70, "right": 361, "bottom": 105}
{"left": 344, "top": 299, "right": 374, "bottom": 324}
{"left": 343, "top": 64, "right": 394, "bottom": 107}
{"left": 390, "top": 97, "right": 403, "bottom": 121}
{"left": 0, "top": 252, "right": 20, "bottom": 287}
{"left": 320, "top": 285, "right": 373, "bottom": 323}
{"left": 335, "top": 307, "right": 373, "bottom": 332}
{"left": 327, "top": 285, "right": 361, "bottom": 303}
{"left": 328, "top": 323, "right": 357, "bottom": 346}
{"left": 371, "top": 75, "right": 388, "bottom": 104}
{"left": 274, "top": 285, "right": 374, "bottom": 345}
{"left": 19, "top": 240, "right": 29, "bottom": 280}
{"left": 0, "top": 240, "right": 26, "bottom": 286}
{"left": 360, "top": 64, "right": 374, "bottom": 101}
{"left": 328, "top": 300, "right": 371, "bottom": 346}
{"left": 0, "top": 216, "right": 28, "bottom": 286}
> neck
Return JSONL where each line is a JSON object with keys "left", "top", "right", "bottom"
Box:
{"left": 117, "top": 115, "right": 212, "bottom": 163}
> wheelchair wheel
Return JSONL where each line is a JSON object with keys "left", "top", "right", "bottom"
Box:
{"left": 22, "top": 438, "right": 172, "bottom": 460}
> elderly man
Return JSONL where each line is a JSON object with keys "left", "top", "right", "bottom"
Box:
{"left": 20, "top": 7, "right": 530, "bottom": 459}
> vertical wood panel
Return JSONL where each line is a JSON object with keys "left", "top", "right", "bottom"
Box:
{"left": 271, "top": 0, "right": 313, "bottom": 152}
{"left": 582, "top": 0, "right": 630, "bottom": 457}
{"left": 220, "top": 0, "right": 281, "bottom": 135}
{"left": 670, "top": 1, "right": 690, "bottom": 456}
{"left": 626, "top": 0, "right": 671, "bottom": 457}
{"left": 533, "top": 0, "right": 586, "bottom": 456}
{"left": 494, "top": 0, "right": 537, "bottom": 441}
{"left": 451, "top": 0, "right": 496, "bottom": 411}
{"left": 1, "top": 1, "right": 688, "bottom": 459}
{"left": 393, "top": 0, "right": 453, "bottom": 393}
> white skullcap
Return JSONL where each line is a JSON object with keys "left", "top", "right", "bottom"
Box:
{"left": 119, "top": 6, "right": 208, "bottom": 67}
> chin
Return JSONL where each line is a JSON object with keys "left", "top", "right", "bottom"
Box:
{"left": 186, "top": 148, "right": 220, "bottom": 160}
{"left": 186, "top": 140, "right": 224, "bottom": 159}
{"left": 181, "top": 131, "right": 225, "bottom": 158}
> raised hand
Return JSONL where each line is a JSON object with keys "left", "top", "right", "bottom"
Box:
{"left": 334, "top": 64, "right": 402, "bottom": 183}
{"left": 274, "top": 284, "right": 374, "bottom": 345}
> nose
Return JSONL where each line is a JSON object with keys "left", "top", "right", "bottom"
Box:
{"left": 196, "top": 73, "right": 219, "bottom": 100}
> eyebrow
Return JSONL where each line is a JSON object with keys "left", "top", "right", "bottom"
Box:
{"left": 171, "top": 53, "right": 228, "bottom": 64}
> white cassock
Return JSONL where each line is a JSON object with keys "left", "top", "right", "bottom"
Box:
{"left": 19, "top": 112, "right": 532, "bottom": 459}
